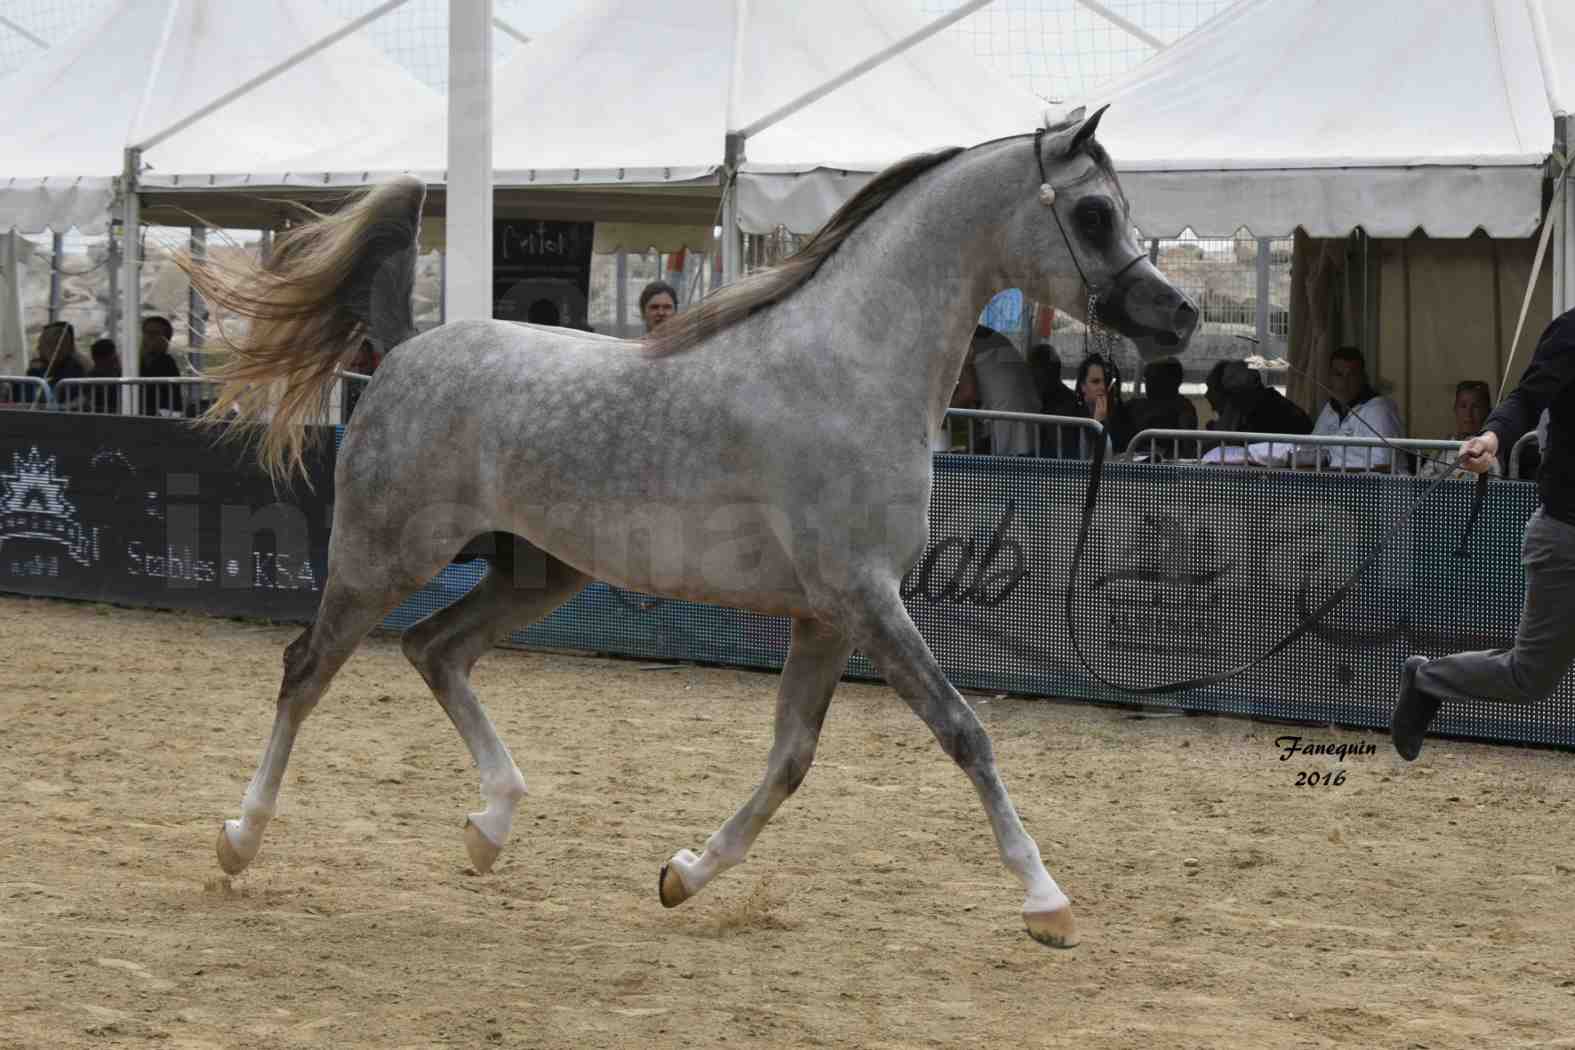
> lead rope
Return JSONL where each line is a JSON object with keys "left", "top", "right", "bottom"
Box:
{"left": 1029, "top": 124, "right": 1488, "bottom": 695}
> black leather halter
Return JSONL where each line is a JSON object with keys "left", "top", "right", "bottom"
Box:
{"left": 1032, "top": 126, "right": 1146, "bottom": 299}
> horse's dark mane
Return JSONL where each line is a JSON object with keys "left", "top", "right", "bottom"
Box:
{"left": 643, "top": 146, "right": 965, "bottom": 357}
{"left": 642, "top": 117, "right": 1111, "bottom": 357}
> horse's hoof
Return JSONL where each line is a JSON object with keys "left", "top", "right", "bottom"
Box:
{"left": 464, "top": 819, "right": 503, "bottom": 874}
{"left": 215, "top": 826, "right": 251, "bottom": 876}
{"left": 1024, "top": 906, "right": 1079, "bottom": 948}
{"left": 658, "top": 861, "right": 693, "bottom": 908}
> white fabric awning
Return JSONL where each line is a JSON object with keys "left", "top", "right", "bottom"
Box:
{"left": 1069, "top": 0, "right": 1572, "bottom": 237}
{"left": 0, "top": 178, "right": 116, "bottom": 236}
{"left": 1116, "top": 162, "right": 1548, "bottom": 239}
{"left": 0, "top": 0, "right": 442, "bottom": 234}
{"left": 737, "top": 169, "right": 875, "bottom": 236}
{"left": 265, "top": 0, "right": 1047, "bottom": 216}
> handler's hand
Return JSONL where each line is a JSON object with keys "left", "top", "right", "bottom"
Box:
{"left": 1457, "top": 432, "right": 1499, "bottom": 474}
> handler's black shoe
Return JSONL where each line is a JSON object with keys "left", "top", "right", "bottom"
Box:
{"left": 1391, "top": 655, "right": 1442, "bottom": 762}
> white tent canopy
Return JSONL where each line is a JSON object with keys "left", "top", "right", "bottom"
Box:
{"left": 249, "top": 0, "right": 1050, "bottom": 235}
{"left": 0, "top": 0, "right": 443, "bottom": 234}
{"left": 1077, "top": 0, "right": 1573, "bottom": 238}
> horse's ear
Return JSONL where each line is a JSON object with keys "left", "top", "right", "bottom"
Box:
{"left": 1070, "top": 104, "right": 1109, "bottom": 153}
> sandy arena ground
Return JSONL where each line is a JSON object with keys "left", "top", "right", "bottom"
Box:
{"left": 2, "top": 593, "right": 1574, "bottom": 1049}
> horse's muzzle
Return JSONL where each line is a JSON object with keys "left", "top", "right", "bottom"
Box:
{"left": 1097, "top": 268, "right": 1199, "bottom": 361}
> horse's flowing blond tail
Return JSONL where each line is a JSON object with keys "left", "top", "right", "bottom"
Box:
{"left": 175, "top": 176, "right": 426, "bottom": 483}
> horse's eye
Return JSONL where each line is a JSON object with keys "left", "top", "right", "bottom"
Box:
{"left": 1077, "top": 200, "right": 1112, "bottom": 236}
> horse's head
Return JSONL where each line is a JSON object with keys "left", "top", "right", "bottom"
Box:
{"left": 1006, "top": 106, "right": 1198, "bottom": 363}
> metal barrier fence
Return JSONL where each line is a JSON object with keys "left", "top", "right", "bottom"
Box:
{"left": 0, "top": 375, "right": 56, "bottom": 408}
{"left": 941, "top": 408, "right": 1102, "bottom": 458}
{"left": 339, "top": 371, "right": 373, "bottom": 424}
{"left": 1511, "top": 431, "right": 1541, "bottom": 480}
{"left": 0, "top": 374, "right": 376, "bottom": 422}
{"left": 51, "top": 377, "right": 222, "bottom": 417}
{"left": 1127, "top": 428, "right": 1465, "bottom": 475}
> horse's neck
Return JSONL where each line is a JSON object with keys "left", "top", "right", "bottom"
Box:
{"left": 802, "top": 143, "right": 1026, "bottom": 423}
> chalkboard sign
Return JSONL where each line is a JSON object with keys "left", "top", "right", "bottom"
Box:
{"left": 493, "top": 218, "right": 594, "bottom": 328}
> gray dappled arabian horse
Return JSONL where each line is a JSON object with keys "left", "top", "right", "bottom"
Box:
{"left": 184, "top": 106, "right": 1197, "bottom": 948}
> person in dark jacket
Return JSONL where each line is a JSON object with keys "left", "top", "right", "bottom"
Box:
{"left": 1126, "top": 356, "right": 1198, "bottom": 459}
{"left": 1393, "top": 306, "right": 1575, "bottom": 760}
{"left": 27, "top": 321, "right": 86, "bottom": 405}
{"left": 85, "top": 338, "right": 121, "bottom": 414}
{"left": 1025, "top": 342, "right": 1083, "bottom": 457}
{"left": 1216, "top": 360, "right": 1314, "bottom": 436}
{"left": 139, "top": 316, "right": 184, "bottom": 416}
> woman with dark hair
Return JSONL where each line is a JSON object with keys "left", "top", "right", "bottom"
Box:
{"left": 26, "top": 321, "right": 86, "bottom": 404}
{"left": 1074, "top": 351, "right": 1135, "bottom": 456}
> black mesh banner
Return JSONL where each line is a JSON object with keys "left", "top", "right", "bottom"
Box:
{"left": 5, "top": 410, "right": 1565, "bottom": 751}
{"left": 386, "top": 453, "right": 1570, "bottom": 750}
{"left": 0, "top": 414, "right": 333, "bottom": 618}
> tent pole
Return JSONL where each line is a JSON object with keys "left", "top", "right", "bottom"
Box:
{"left": 1255, "top": 237, "right": 1271, "bottom": 346}
{"left": 446, "top": 0, "right": 494, "bottom": 322}
{"left": 1559, "top": 114, "right": 1575, "bottom": 317}
{"left": 106, "top": 225, "right": 121, "bottom": 353}
{"left": 188, "top": 226, "right": 207, "bottom": 364}
{"left": 1, "top": 233, "right": 24, "bottom": 374}
{"left": 47, "top": 233, "right": 63, "bottom": 324}
{"left": 720, "top": 0, "right": 749, "bottom": 288}
{"left": 119, "top": 147, "right": 142, "bottom": 415}
{"left": 615, "top": 249, "right": 628, "bottom": 336}
{"left": 722, "top": 133, "right": 744, "bottom": 286}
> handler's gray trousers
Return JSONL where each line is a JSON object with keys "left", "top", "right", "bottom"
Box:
{"left": 1417, "top": 509, "right": 1575, "bottom": 704}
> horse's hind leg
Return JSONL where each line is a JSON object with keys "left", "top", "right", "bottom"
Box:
{"left": 846, "top": 583, "right": 1077, "bottom": 948}
{"left": 659, "top": 617, "right": 853, "bottom": 907}
{"left": 401, "top": 536, "right": 588, "bottom": 873}
{"left": 217, "top": 576, "right": 405, "bottom": 875}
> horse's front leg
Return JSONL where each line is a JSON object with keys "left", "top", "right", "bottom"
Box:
{"left": 659, "top": 617, "right": 853, "bottom": 906}
{"left": 848, "top": 582, "right": 1077, "bottom": 948}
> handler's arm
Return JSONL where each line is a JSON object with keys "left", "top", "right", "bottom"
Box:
{"left": 1484, "top": 312, "right": 1575, "bottom": 464}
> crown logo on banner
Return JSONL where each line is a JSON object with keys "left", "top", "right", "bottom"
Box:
{"left": 0, "top": 447, "right": 76, "bottom": 517}
{"left": 0, "top": 446, "right": 98, "bottom": 567}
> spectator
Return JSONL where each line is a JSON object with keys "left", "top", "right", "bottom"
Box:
{"left": 85, "top": 338, "right": 121, "bottom": 414}
{"left": 1025, "top": 342, "right": 1084, "bottom": 456}
{"left": 27, "top": 321, "right": 86, "bottom": 406}
{"left": 1203, "top": 360, "right": 1230, "bottom": 429}
{"left": 639, "top": 281, "right": 678, "bottom": 334}
{"left": 1312, "top": 345, "right": 1404, "bottom": 470}
{"left": 934, "top": 347, "right": 981, "bottom": 452}
{"left": 970, "top": 325, "right": 1041, "bottom": 456}
{"left": 139, "top": 316, "right": 184, "bottom": 417}
{"left": 1418, "top": 380, "right": 1496, "bottom": 479}
{"left": 1219, "top": 361, "right": 1314, "bottom": 436}
{"left": 1074, "top": 351, "right": 1134, "bottom": 456}
{"left": 1127, "top": 356, "right": 1199, "bottom": 458}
